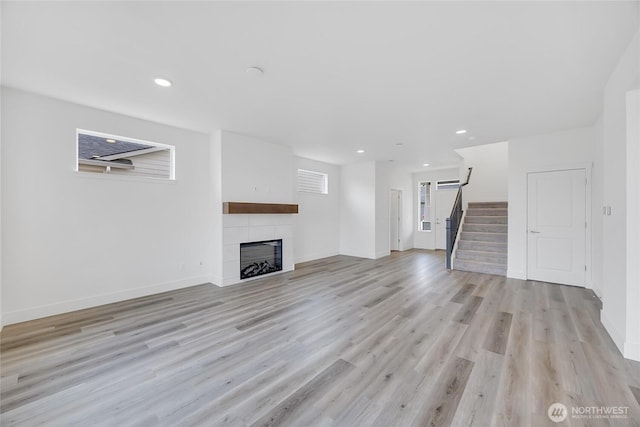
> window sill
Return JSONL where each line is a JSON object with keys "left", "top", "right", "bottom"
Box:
{"left": 74, "top": 170, "right": 177, "bottom": 185}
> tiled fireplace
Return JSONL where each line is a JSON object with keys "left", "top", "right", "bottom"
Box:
{"left": 221, "top": 213, "right": 294, "bottom": 286}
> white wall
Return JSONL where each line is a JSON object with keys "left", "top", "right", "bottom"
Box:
{"left": 211, "top": 131, "right": 224, "bottom": 286}
{"left": 599, "top": 30, "right": 639, "bottom": 359}
{"left": 375, "top": 163, "right": 390, "bottom": 258}
{"left": 455, "top": 141, "right": 508, "bottom": 208}
{"left": 0, "top": 54, "right": 3, "bottom": 329}
{"left": 388, "top": 163, "right": 415, "bottom": 253}
{"left": 1, "top": 87, "right": 215, "bottom": 325}
{"left": 293, "top": 157, "right": 340, "bottom": 264}
{"left": 412, "top": 167, "right": 461, "bottom": 250}
{"left": 221, "top": 131, "right": 294, "bottom": 204}
{"left": 0, "top": 0, "right": 3, "bottom": 326}
{"left": 340, "top": 161, "right": 376, "bottom": 259}
{"left": 626, "top": 89, "right": 640, "bottom": 360}
{"left": 591, "top": 116, "right": 604, "bottom": 298}
{"left": 507, "top": 127, "right": 594, "bottom": 281}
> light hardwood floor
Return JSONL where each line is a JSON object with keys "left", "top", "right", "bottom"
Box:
{"left": 1, "top": 250, "right": 639, "bottom": 426}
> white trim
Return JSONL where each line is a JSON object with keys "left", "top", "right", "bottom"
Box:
{"left": 2, "top": 275, "right": 211, "bottom": 326}
{"left": 74, "top": 170, "right": 178, "bottom": 185}
{"left": 294, "top": 251, "right": 340, "bottom": 265}
{"left": 389, "top": 188, "right": 403, "bottom": 252}
{"left": 507, "top": 269, "right": 527, "bottom": 280}
{"left": 524, "top": 162, "right": 592, "bottom": 289}
{"left": 624, "top": 341, "right": 640, "bottom": 362}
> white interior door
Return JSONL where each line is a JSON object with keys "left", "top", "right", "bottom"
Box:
{"left": 390, "top": 190, "right": 401, "bottom": 251}
{"left": 527, "top": 169, "right": 586, "bottom": 286}
{"left": 435, "top": 186, "right": 458, "bottom": 250}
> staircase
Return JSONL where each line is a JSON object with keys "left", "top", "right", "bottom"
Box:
{"left": 454, "top": 201, "right": 507, "bottom": 276}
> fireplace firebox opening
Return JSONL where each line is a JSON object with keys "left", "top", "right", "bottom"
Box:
{"left": 240, "top": 239, "right": 283, "bottom": 280}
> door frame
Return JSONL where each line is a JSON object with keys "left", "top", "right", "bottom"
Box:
{"left": 390, "top": 189, "right": 403, "bottom": 251}
{"left": 525, "top": 162, "right": 592, "bottom": 289}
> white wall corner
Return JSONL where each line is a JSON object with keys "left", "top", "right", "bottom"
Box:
{"left": 376, "top": 250, "right": 391, "bottom": 259}
{"left": 210, "top": 275, "right": 224, "bottom": 288}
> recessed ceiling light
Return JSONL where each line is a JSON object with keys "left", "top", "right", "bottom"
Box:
{"left": 154, "top": 78, "right": 172, "bottom": 87}
{"left": 456, "top": 129, "right": 467, "bottom": 134}
{"left": 106, "top": 139, "right": 116, "bottom": 143}
{"left": 357, "top": 150, "right": 365, "bottom": 154}
{"left": 423, "top": 163, "right": 430, "bottom": 167}
{"left": 246, "top": 66, "right": 264, "bottom": 77}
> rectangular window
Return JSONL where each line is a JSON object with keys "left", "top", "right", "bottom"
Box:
{"left": 437, "top": 179, "right": 460, "bottom": 190}
{"left": 297, "top": 169, "right": 328, "bottom": 194}
{"left": 76, "top": 129, "right": 175, "bottom": 180}
{"left": 418, "top": 181, "right": 432, "bottom": 231}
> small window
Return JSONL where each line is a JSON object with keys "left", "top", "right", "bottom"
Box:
{"left": 418, "top": 181, "right": 432, "bottom": 231}
{"left": 437, "top": 179, "right": 460, "bottom": 190}
{"left": 76, "top": 129, "right": 175, "bottom": 180}
{"left": 297, "top": 169, "right": 328, "bottom": 194}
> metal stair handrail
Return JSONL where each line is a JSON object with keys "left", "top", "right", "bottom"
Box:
{"left": 445, "top": 167, "right": 472, "bottom": 270}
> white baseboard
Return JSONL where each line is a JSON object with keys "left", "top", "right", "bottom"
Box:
{"left": 294, "top": 251, "right": 340, "bottom": 265}
{"left": 507, "top": 269, "right": 526, "bottom": 280}
{"left": 2, "top": 275, "right": 212, "bottom": 326}
{"left": 601, "top": 310, "right": 625, "bottom": 355}
{"left": 375, "top": 250, "right": 391, "bottom": 259}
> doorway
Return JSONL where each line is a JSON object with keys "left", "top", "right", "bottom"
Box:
{"left": 390, "top": 189, "right": 402, "bottom": 251}
{"left": 527, "top": 169, "right": 587, "bottom": 286}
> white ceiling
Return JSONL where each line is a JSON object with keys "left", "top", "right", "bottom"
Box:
{"left": 2, "top": 1, "right": 639, "bottom": 169}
